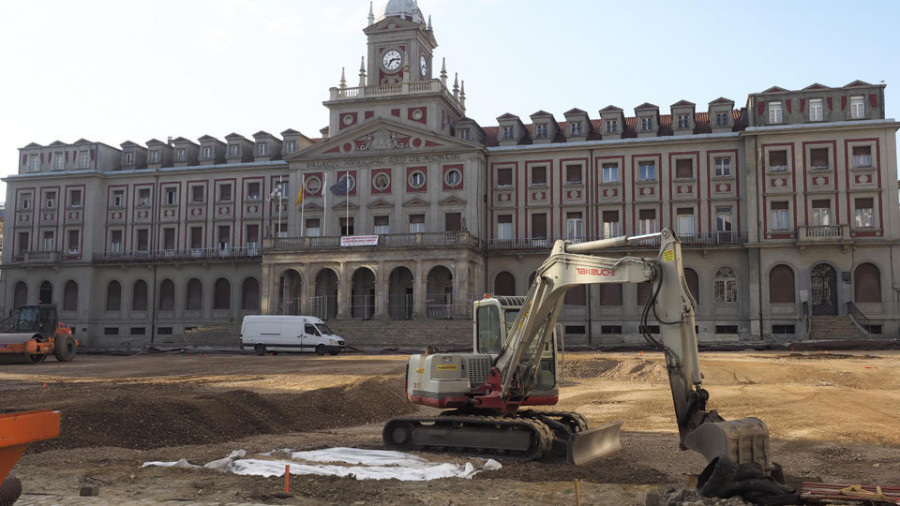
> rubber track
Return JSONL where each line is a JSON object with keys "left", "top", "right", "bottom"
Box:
{"left": 384, "top": 413, "right": 555, "bottom": 461}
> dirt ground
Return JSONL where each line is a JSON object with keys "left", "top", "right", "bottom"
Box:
{"left": 2, "top": 348, "right": 899, "bottom": 505}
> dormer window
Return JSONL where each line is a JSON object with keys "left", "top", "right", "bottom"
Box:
{"left": 80, "top": 152, "right": 90, "bottom": 168}
{"left": 640, "top": 117, "right": 653, "bottom": 131}
{"left": 30, "top": 157, "right": 40, "bottom": 172}
{"left": 605, "top": 120, "right": 617, "bottom": 133}
{"left": 715, "top": 112, "right": 730, "bottom": 127}
{"left": 768, "top": 102, "right": 783, "bottom": 124}
{"left": 809, "top": 99, "right": 823, "bottom": 121}
{"left": 202, "top": 146, "right": 213, "bottom": 159}
{"left": 850, "top": 95, "right": 865, "bottom": 119}
{"left": 176, "top": 148, "right": 186, "bottom": 161}
{"left": 676, "top": 114, "right": 691, "bottom": 129}
{"left": 285, "top": 140, "right": 296, "bottom": 154}
{"left": 257, "top": 143, "right": 268, "bottom": 156}
{"left": 149, "top": 150, "right": 160, "bottom": 163}
{"left": 229, "top": 145, "right": 240, "bottom": 157}
{"left": 534, "top": 124, "right": 547, "bottom": 138}
{"left": 502, "top": 126, "right": 514, "bottom": 140}
{"left": 570, "top": 122, "right": 583, "bottom": 136}
{"left": 124, "top": 151, "right": 135, "bottom": 164}
{"left": 458, "top": 128, "right": 470, "bottom": 140}
{"left": 54, "top": 154, "right": 65, "bottom": 170}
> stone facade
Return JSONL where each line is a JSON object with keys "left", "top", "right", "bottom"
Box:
{"left": 2, "top": 1, "right": 899, "bottom": 349}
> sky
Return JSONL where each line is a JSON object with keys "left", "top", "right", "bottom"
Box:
{"left": 2, "top": 0, "right": 899, "bottom": 203}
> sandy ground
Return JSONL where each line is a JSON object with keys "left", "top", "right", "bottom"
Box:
{"left": 1, "top": 349, "right": 899, "bottom": 505}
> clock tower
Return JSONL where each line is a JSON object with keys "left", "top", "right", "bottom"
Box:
{"left": 364, "top": 0, "right": 436, "bottom": 85}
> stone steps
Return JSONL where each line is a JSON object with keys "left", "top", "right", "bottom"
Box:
{"left": 808, "top": 316, "right": 868, "bottom": 340}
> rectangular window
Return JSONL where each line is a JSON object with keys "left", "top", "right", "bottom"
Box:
{"left": 638, "top": 209, "right": 657, "bottom": 234}
{"left": 771, "top": 201, "right": 790, "bottom": 231}
{"left": 124, "top": 151, "right": 135, "bottom": 164}
{"left": 714, "top": 157, "right": 731, "bottom": 177}
{"left": 374, "top": 215, "right": 390, "bottom": 234}
{"left": 809, "top": 98, "right": 823, "bottom": 121}
{"left": 68, "top": 189, "right": 82, "bottom": 207}
{"left": 677, "top": 114, "right": 690, "bottom": 128}
{"left": 854, "top": 198, "right": 874, "bottom": 228}
{"left": 44, "top": 191, "right": 57, "bottom": 208}
{"left": 852, "top": 146, "right": 872, "bottom": 168}
{"left": 675, "top": 159, "right": 693, "bottom": 179}
{"left": 21, "top": 192, "right": 33, "bottom": 210}
{"left": 305, "top": 218, "right": 321, "bottom": 237}
{"left": 112, "top": 190, "right": 125, "bottom": 208}
{"left": 30, "top": 157, "right": 41, "bottom": 171}
{"left": 190, "top": 226, "right": 203, "bottom": 249}
{"left": 850, "top": 95, "right": 865, "bottom": 119}
{"left": 676, "top": 208, "right": 695, "bottom": 236}
{"left": 149, "top": 150, "right": 160, "bottom": 163}
{"left": 768, "top": 101, "right": 783, "bottom": 123}
{"left": 217, "top": 225, "right": 231, "bottom": 251}
{"left": 566, "top": 212, "right": 583, "bottom": 241}
{"left": 810, "top": 148, "right": 829, "bottom": 169}
{"left": 246, "top": 224, "right": 259, "bottom": 244}
{"left": 202, "top": 146, "right": 213, "bottom": 159}
{"left": 534, "top": 124, "right": 547, "bottom": 138}
{"left": 459, "top": 128, "right": 470, "bottom": 140}
{"left": 67, "top": 230, "right": 80, "bottom": 254}
{"left": 565, "top": 165, "right": 582, "bottom": 184}
{"left": 605, "top": 119, "right": 617, "bottom": 133}
{"left": 218, "top": 183, "right": 232, "bottom": 202}
{"left": 716, "top": 206, "right": 733, "bottom": 233}
{"left": 640, "top": 117, "right": 652, "bottom": 131}
{"left": 531, "top": 166, "right": 547, "bottom": 186}
{"left": 54, "top": 154, "right": 65, "bottom": 170}
{"left": 229, "top": 145, "right": 240, "bottom": 157}
{"left": 445, "top": 212, "right": 462, "bottom": 232}
{"left": 601, "top": 163, "right": 618, "bottom": 183}
{"left": 165, "top": 187, "right": 178, "bottom": 205}
{"left": 497, "top": 167, "right": 513, "bottom": 187}
{"left": 176, "top": 148, "right": 186, "bottom": 161}
{"left": 247, "top": 182, "right": 261, "bottom": 200}
{"left": 42, "top": 230, "right": 55, "bottom": 251}
{"left": 137, "top": 188, "right": 151, "bottom": 206}
{"left": 163, "top": 228, "right": 176, "bottom": 251}
{"left": 285, "top": 140, "right": 296, "bottom": 154}
{"left": 811, "top": 200, "right": 832, "bottom": 226}
{"left": 110, "top": 230, "right": 122, "bottom": 253}
{"left": 715, "top": 112, "right": 730, "bottom": 127}
{"left": 570, "top": 122, "right": 583, "bottom": 135}
{"left": 191, "top": 186, "right": 204, "bottom": 203}
{"left": 136, "top": 229, "right": 150, "bottom": 251}
{"left": 80, "top": 152, "right": 90, "bottom": 168}
{"left": 638, "top": 161, "right": 656, "bottom": 181}
{"left": 17, "top": 232, "right": 30, "bottom": 256}
{"left": 768, "top": 150, "right": 788, "bottom": 172}
{"left": 257, "top": 143, "right": 268, "bottom": 156}
{"left": 531, "top": 213, "right": 547, "bottom": 240}
{"left": 502, "top": 126, "right": 514, "bottom": 140}
{"left": 409, "top": 214, "right": 425, "bottom": 234}
{"left": 497, "top": 215, "right": 513, "bottom": 240}
{"left": 602, "top": 210, "right": 620, "bottom": 238}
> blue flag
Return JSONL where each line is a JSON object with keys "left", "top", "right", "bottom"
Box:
{"left": 330, "top": 175, "right": 350, "bottom": 195}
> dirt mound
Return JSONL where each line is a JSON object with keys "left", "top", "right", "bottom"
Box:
{"left": 563, "top": 358, "right": 618, "bottom": 378}
{"left": 32, "top": 376, "right": 414, "bottom": 453}
{"left": 564, "top": 357, "right": 669, "bottom": 384}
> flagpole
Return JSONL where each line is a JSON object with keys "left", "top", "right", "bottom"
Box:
{"left": 300, "top": 173, "right": 306, "bottom": 237}
{"left": 345, "top": 172, "right": 349, "bottom": 236}
{"left": 277, "top": 175, "right": 283, "bottom": 238}
{"left": 323, "top": 172, "right": 328, "bottom": 236}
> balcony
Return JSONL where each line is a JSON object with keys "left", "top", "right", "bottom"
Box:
{"left": 23, "top": 251, "right": 60, "bottom": 265}
{"left": 797, "top": 225, "right": 851, "bottom": 243}
{"left": 264, "top": 231, "right": 481, "bottom": 253}
{"left": 92, "top": 247, "right": 262, "bottom": 265}
{"left": 486, "top": 231, "right": 747, "bottom": 253}
{"left": 328, "top": 79, "right": 460, "bottom": 108}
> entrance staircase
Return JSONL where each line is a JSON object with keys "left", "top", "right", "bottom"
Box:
{"left": 808, "top": 315, "right": 869, "bottom": 340}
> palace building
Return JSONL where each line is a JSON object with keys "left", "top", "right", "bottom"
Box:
{"left": 3, "top": 0, "right": 899, "bottom": 348}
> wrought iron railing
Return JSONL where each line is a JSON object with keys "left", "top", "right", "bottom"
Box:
{"left": 93, "top": 247, "right": 262, "bottom": 264}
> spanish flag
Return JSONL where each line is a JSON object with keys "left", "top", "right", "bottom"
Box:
{"left": 295, "top": 181, "right": 304, "bottom": 205}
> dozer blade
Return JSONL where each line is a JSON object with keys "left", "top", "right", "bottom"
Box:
{"left": 683, "top": 417, "right": 770, "bottom": 469}
{"left": 566, "top": 420, "right": 624, "bottom": 465}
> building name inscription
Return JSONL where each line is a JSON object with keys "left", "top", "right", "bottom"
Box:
{"left": 303, "top": 153, "right": 462, "bottom": 169}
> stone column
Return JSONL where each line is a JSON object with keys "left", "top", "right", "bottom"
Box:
{"left": 337, "top": 261, "right": 351, "bottom": 319}
{"left": 414, "top": 259, "right": 426, "bottom": 318}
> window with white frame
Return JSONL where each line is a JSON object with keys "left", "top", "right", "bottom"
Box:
{"left": 247, "top": 182, "right": 261, "bottom": 200}
{"left": 110, "top": 230, "right": 123, "bottom": 253}
{"left": 229, "top": 145, "right": 240, "bottom": 158}
{"left": 676, "top": 208, "right": 695, "bottom": 236}
{"left": 714, "top": 156, "right": 732, "bottom": 176}
{"left": 770, "top": 201, "right": 790, "bottom": 231}
{"left": 570, "top": 122, "right": 583, "bottom": 136}
{"left": 638, "top": 209, "right": 657, "bottom": 234}
{"left": 191, "top": 185, "right": 204, "bottom": 203}
{"left": 715, "top": 112, "right": 730, "bottom": 127}
{"left": 716, "top": 206, "right": 733, "bottom": 238}
{"left": 850, "top": 95, "right": 865, "bottom": 119}
{"left": 497, "top": 215, "right": 513, "bottom": 241}
{"left": 640, "top": 117, "right": 652, "bottom": 131}
{"left": 409, "top": 214, "right": 425, "bottom": 233}
{"left": 459, "top": 128, "right": 470, "bottom": 140}
{"left": 112, "top": 190, "right": 125, "bottom": 208}
{"left": 305, "top": 218, "right": 321, "bottom": 237}
{"left": 124, "top": 151, "right": 135, "bottom": 164}
{"left": 149, "top": 150, "right": 160, "bottom": 164}
{"left": 80, "top": 152, "right": 90, "bottom": 168}
{"left": 638, "top": 161, "right": 656, "bottom": 181}
{"left": 602, "top": 210, "right": 620, "bottom": 238}
{"left": 202, "top": 146, "right": 213, "bottom": 159}
{"left": 30, "top": 156, "right": 41, "bottom": 172}
{"left": 534, "top": 124, "right": 547, "bottom": 138}
{"left": 605, "top": 119, "right": 617, "bottom": 133}
{"left": 67, "top": 229, "right": 80, "bottom": 254}
{"left": 165, "top": 187, "right": 178, "bottom": 205}
{"left": 54, "top": 154, "right": 64, "bottom": 170}
{"left": 852, "top": 146, "right": 872, "bottom": 168}
{"left": 408, "top": 171, "right": 425, "bottom": 190}
{"left": 445, "top": 168, "right": 463, "bottom": 188}
{"left": 138, "top": 188, "right": 150, "bottom": 206}
{"left": 284, "top": 140, "right": 296, "bottom": 154}
{"left": 176, "top": 148, "right": 186, "bottom": 161}
{"left": 768, "top": 101, "right": 783, "bottom": 123}
{"left": 810, "top": 199, "right": 832, "bottom": 226}
{"left": 68, "top": 189, "right": 82, "bottom": 207}
{"left": 714, "top": 267, "right": 738, "bottom": 303}
{"left": 602, "top": 163, "right": 618, "bottom": 183}
{"left": 809, "top": 98, "right": 823, "bottom": 121}
{"left": 566, "top": 212, "right": 584, "bottom": 241}
{"left": 677, "top": 114, "right": 690, "bottom": 129}
{"left": 374, "top": 215, "right": 390, "bottom": 234}
{"left": 502, "top": 126, "right": 514, "bottom": 140}
{"left": 44, "top": 191, "right": 57, "bottom": 208}
{"left": 42, "top": 230, "right": 55, "bottom": 251}
{"left": 257, "top": 143, "right": 268, "bottom": 156}
{"left": 854, "top": 198, "right": 874, "bottom": 228}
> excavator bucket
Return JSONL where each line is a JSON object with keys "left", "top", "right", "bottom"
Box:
{"left": 683, "top": 417, "right": 770, "bottom": 470}
{"left": 566, "top": 420, "right": 624, "bottom": 465}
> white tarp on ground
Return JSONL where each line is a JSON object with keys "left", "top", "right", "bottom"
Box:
{"left": 142, "top": 447, "right": 502, "bottom": 481}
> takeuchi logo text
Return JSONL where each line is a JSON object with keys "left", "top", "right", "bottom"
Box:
{"left": 576, "top": 267, "right": 615, "bottom": 276}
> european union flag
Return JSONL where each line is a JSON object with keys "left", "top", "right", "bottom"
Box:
{"left": 330, "top": 175, "right": 350, "bottom": 195}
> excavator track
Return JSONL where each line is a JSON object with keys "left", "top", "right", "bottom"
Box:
{"left": 383, "top": 412, "right": 555, "bottom": 461}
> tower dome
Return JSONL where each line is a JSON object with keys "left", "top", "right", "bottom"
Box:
{"left": 378, "top": 0, "right": 424, "bottom": 24}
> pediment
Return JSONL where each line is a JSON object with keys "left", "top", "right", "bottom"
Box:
{"left": 290, "top": 118, "right": 474, "bottom": 160}
{"left": 802, "top": 83, "right": 829, "bottom": 91}
{"left": 844, "top": 80, "right": 873, "bottom": 88}
{"left": 49, "top": 140, "right": 68, "bottom": 147}
{"left": 330, "top": 200, "right": 360, "bottom": 211}
{"left": 23, "top": 142, "right": 43, "bottom": 149}
{"left": 302, "top": 203, "right": 324, "bottom": 212}
{"left": 402, "top": 197, "right": 430, "bottom": 208}
{"left": 439, "top": 195, "right": 466, "bottom": 206}
{"left": 368, "top": 199, "right": 394, "bottom": 209}
{"left": 761, "top": 86, "right": 789, "bottom": 94}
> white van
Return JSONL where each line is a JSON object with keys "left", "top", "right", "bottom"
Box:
{"left": 240, "top": 315, "right": 346, "bottom": 356}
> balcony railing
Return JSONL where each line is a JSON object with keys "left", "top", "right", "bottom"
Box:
{"left": 486, "top": 231, "right": 747, "bottom": 252}
{"left": 264, "top": 231, "right": 481, "bottom": 252}
{"left": 329, "top": 79, "right": 460, "bottom": 107}
{"left": 798, "top": 225, "right": 850, "bottom": 242}
{"left": 93, "top": 247, "right": 261, "bottom": 264}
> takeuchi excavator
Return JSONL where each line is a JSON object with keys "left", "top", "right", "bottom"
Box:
{"left": 383, "top": 228, "right": 770, "bottom": 469}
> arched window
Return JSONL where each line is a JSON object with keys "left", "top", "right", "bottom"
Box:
{"left": 684, "top": 268, "right": 699, "bottom": 304}
{"left": 769, "top": 265, "right": 795, "bottom": 304}
{"left": 242, "top": 278, "right": 260, "bottom": 310}
{"left": 13, "top": 282, "right": 28, "bottom": 309}
{"left": 714, "top": 267, "right": 738, "bottom": 303}
{"left": 106, "top": 281, "right": 122, "bottom": 311}
{"left": 159, "top": 279, "right": 175, "bottom": 311}
{"left": 63, "top": 281, "right": 78, "bottom": 311}
{"left": 186, "top": 279, "right": 202, "bottom": 310}
{"left": 854, "top": 263, "right": 881, "bottom": 303}
{"left": 133, "top": 280, "right": 148, "bottom": 311}
{"left": 39, "top": 281, "right": 53, "bottom": 304}
{"left": 494, "top": 272, "right": 515, "bottom": 296}
{"left": 214, "top": 278, "right": 231, "bottom": 310}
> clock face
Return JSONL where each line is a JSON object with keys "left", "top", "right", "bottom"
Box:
{"left": 420, "top": 55, "right": 427, "bottom": 77}
{"left": 382, "top": 49, "right": 402, "bottom": 71}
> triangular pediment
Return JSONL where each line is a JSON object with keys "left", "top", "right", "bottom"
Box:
{"left": 439, "top": 195, "right": 466, "bottom": 206}
{"left": 709, "top": 97, "right": 734, "bottom": 105}
{"left": 802, "top": 83, "right": 830, "bottom": 91}
{"left": 330, "top": 200, "right": 360, "bottom": 211}
{"left": 288, "top": 117, "right": 475, "bottom": 161}
{"left": 49, "top": 140, "right": 67, "bottom": 147}
{"left": 301, "top": 202, "right": 324, "bottom": 212}
{"left": 23, "top": 142, "right": 43, "bottom": 149}
{"left": 761, "top": 86, "right": 789, "bottom": 94}
{"left": 844, "top": 80, "right": 873, "bottom": 88}
{"left": 403, "top": 197, "right": 430, "bottom": 208}
{"left": 368, "top": 199, "right": 394, "bottom": 209}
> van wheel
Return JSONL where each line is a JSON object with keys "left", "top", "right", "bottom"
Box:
{"left": 254, "top": 344, "right": 266, "bottom": 356}
{"left": 315, "top": 344, "right": 326, "bottom": 356}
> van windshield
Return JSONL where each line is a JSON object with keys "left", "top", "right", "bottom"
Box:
{"left": 315, "top": 323, "right": 335, "bottom": 336}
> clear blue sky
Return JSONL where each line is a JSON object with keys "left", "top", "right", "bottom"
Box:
{"left": 2, "top": 0, "right": 899, "bottom": 202}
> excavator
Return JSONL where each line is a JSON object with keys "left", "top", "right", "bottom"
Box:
{"left": 383, "top": 228, "right": 770, "bottom": 469}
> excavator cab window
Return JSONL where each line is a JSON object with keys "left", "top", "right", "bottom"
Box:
{"left": 475, "top": 305, "right": 502, "bottom": 354}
